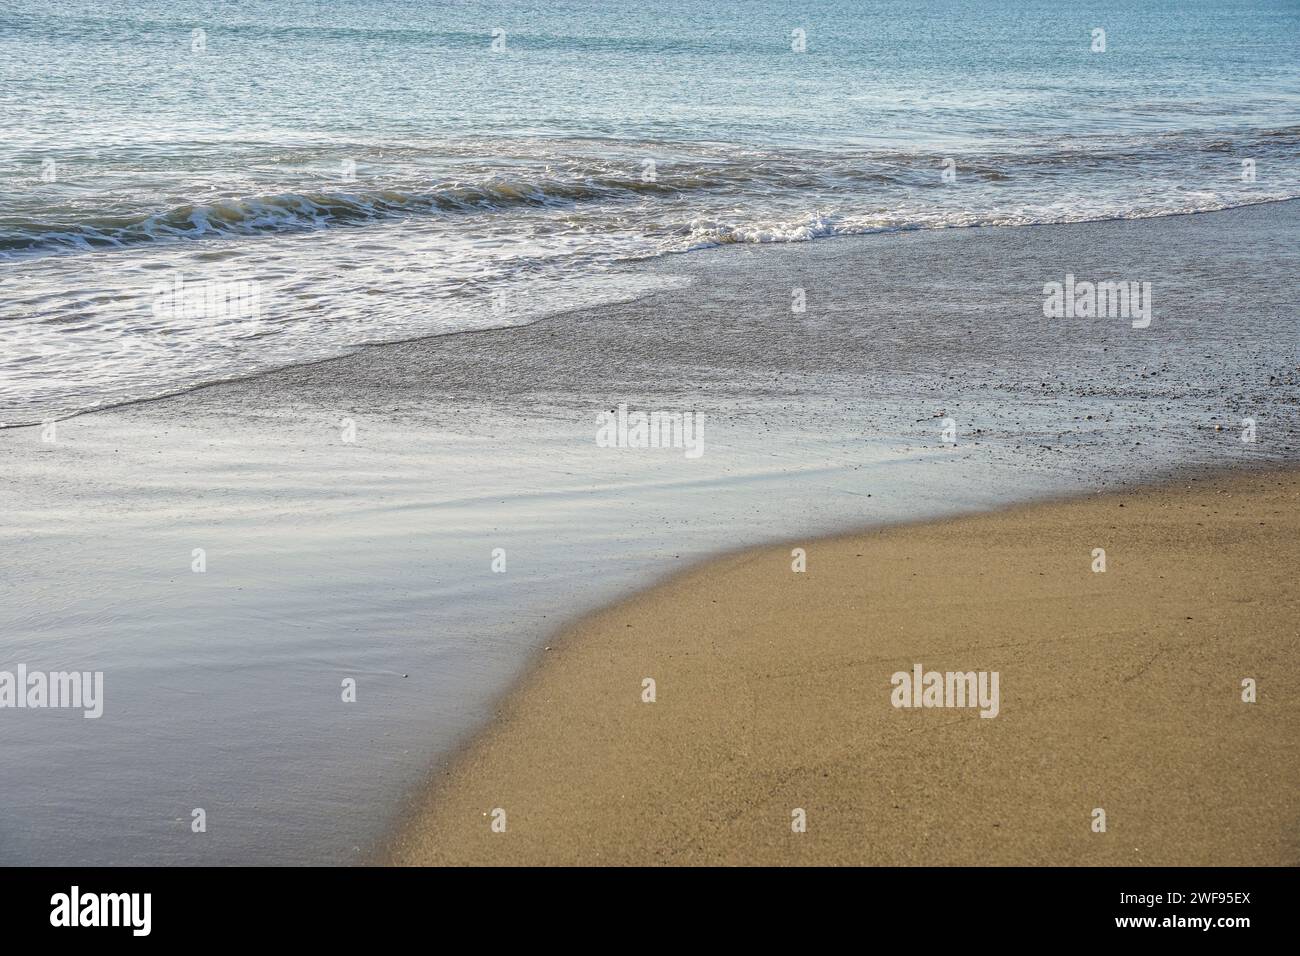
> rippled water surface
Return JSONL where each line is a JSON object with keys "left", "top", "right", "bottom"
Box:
{"left": 2, "top": 0, "right": 1298, "bottom": 422}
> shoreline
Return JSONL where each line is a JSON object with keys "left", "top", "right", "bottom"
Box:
{"left": 6, "top": 196, "right": 1298, "bottom": 431}
{"left": 384, "top": 465, "right": 1300, "bottom": 866}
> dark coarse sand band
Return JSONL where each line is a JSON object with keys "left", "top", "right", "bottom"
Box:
{"left": 385, "top": 469, "right": 1299, "bottom": 865}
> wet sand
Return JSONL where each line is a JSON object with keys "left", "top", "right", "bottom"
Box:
{"left": 388, "top": 468, "right": 1300, "bottom": 865}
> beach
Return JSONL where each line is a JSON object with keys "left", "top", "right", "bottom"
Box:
{"left": 386, "top": 467, "right": 1300, "bottom": 866}
{"left": 2, "top": 199, "right": 1297, "bottom": 864}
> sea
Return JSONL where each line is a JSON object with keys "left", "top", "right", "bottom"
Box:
{"left": 2, "top": 0, "right": 1298, "bottom": 424}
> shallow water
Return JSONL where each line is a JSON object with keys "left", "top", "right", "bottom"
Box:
{"left": 3, "top": 0, "right": 1298, "bottom": 422}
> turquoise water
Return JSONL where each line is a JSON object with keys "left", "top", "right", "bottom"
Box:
{"left": 2, "top": 0, "right": 1299, "bottom": 422}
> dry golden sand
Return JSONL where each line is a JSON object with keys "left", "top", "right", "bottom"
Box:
{"left": 387, "top": 469, "right": 1300, "bottom": 866}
